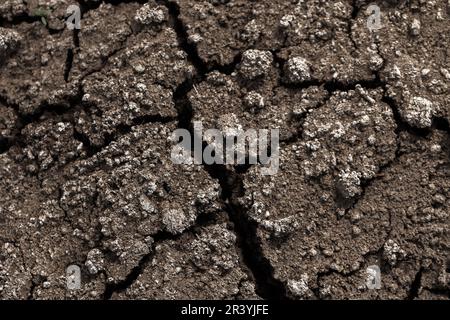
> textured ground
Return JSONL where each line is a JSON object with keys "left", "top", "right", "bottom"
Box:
{"left": 0, "top": 0, "right": 449, "bottom": 300}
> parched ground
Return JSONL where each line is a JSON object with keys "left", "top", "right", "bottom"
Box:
{"left": 0, "top": 0, "right": 449, "bottom": 300}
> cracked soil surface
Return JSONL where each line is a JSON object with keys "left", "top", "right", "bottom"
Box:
{"left": 0, "top": 0, "right": 449, "bottom": 300}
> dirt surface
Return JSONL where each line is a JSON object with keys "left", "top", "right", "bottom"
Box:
{"left": 0, "top": 0, "right": 449, "bottom": 300}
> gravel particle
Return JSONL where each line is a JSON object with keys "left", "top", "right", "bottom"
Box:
{"left": 188, "top": 33, "right": 203, "bottom": 44}
{"left": 284, "top": 56, "right": 312, "bottom": 84}
{"left": 279, "top": 15, "right": 296, "bottom": 28}
{"left": 134, "top": 4, "right": 166, "bottom": 25}
{"left": 383, "top": 239, "right": 406, "bottom": 266}
{"left": 239, "top": 49, "right": 273, "bottom": 80}
{"left": 162, "top": 208, "right": 192, "bottom": 234}
{"left": 85, "top": 249, "right": 105, "bottom": 275}
{"left": 440, "top": 68, "right": 450, "bottom": 80}
{"left": 402, "top": 96, "right": 434, "bottom": 128}
{"left": 337, "top": 170, "right": 362, "bottom": 199}
{"left": 287, "top": 274, "right": 310, "bottom": 298}
{"left": 240, "top": 20, "right": 261, "bottom": 43}
{"left": 0, "top": 27, "right": 21, "bottom": 61}
{"left": 410, "top": 18, "right": 421, "bottom": 36}
{"left": 369, "top": 54, "right": 384, "bottom": 71}
{"left": 244, "top": 91, "right": 265, "bottom": 112}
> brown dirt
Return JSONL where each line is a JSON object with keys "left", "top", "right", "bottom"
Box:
{"left": 0, "top": 0, "right": 448, "bottom": 300}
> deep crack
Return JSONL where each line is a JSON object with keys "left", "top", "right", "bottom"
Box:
{"left": 102, "top": 209, "right": 221, "bottom": 299}
{"left": 408, "top": 268, "right": 423, "bottom": 300}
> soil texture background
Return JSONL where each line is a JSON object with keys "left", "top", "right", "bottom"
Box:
{"left": 0, "top": 0, "right": 449, "bottom": 300}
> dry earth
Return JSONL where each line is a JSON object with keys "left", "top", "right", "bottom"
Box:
{"left": 0, "top": 0, "right": 449, "bottom": 300}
